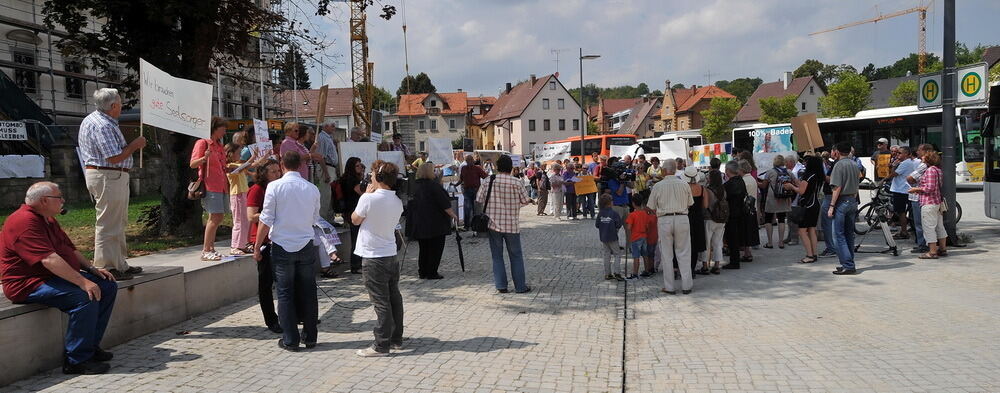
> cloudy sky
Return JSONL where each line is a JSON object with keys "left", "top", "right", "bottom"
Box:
{"left": 299, "top": 0, "right": 999, "bottom": 98}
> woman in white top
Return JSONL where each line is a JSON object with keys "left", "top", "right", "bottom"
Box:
{"left": 547, "top": 164, "right": 565, "bottom": 220}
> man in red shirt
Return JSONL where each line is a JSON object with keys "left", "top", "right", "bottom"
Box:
{"left": 0, "top": 182, "right": 118, "bottom": 375}
{"left": 457, "top": 155, "right": 487, "bottom": 229}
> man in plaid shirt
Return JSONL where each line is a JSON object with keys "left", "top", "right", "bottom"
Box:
{"left": 477, "top": 155, "right": 534, "bottom": 293}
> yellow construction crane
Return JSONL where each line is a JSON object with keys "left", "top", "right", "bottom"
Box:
{"left": 349, "top": 0, "right": 374, "bottom": 136}
{"left": 810, "top": 3, "right": 930, "bottom": 73}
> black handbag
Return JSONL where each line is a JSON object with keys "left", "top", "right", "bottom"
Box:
{"left": 470, "top": 175, "right": 496, "bottom": 233}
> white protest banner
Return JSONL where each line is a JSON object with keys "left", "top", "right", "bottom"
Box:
{"left": 0, "top": 121, "right": 27, "bottom": 141}
{"left": 510, "top": 154, "right": 524, "bottom": 167}
{"left": 252, "top": 118, "right": 269, "bottom": 143}
{"left": 140, "top": 58, "right": 213, "bottom": 139}
{"left": 0, "top": 155, "right": 44, "bottom": 178}
{"left": 339, "top": 142, "right": 378, "bottom": 174}
{"left": 534, "top": 142, "right": 572, "bottom": 162}
{"left": 427, "top": 138, "right": 453, "bottom": 165}
{"left": 370, "top": 132, "right": 383, "bottom": 144}
{"left": 610, "top": 144, "right": 643, "bottom": 159}
{"left": 376, "top": 150, "right": 406, "bottom": 171}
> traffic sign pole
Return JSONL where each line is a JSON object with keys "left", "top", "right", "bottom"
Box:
{"left": 942, "top": 0, "right": 959, "bottom": 244}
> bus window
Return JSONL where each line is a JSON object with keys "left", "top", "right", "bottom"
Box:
{"left": 925, "top": 126, "right": 943, "bottom": 151}
{"left": 607, "top": 137, "right": 636, "bottom": 147}
{"left": 963, "top": 129, "right": 983, "bottom": 162}
{"left": 584, "top": 139, "right": 602, "bottom": 155}
{"left": 570, "top": 140, "right": 581, "bottom": 155}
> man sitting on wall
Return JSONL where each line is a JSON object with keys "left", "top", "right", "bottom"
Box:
{"left": 0, "top": 182, "right": 118, "bottom": 375}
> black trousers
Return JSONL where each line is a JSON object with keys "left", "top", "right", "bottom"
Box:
{"left": 350, "top": 224, "right": 362, "bottom": 270}
{"left": 363, "top": 256, "right": 404, "bottom": 352}
{"left": 417, "top": 235, "right": 446, "bottom": 277}
{"left": 564, "top": 193, "right": 578, "bottom": 219}
{"left": 725, "top": 219, "right": 743, "bottom": 268}
{"left": 256, "top": 245, "right": 279, "bottom": 327}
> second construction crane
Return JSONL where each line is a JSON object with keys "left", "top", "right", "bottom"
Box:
{"left": 349, "top": 0, "right": 374, "bottom": 136}
{"left": 810, "top": 3, "right": 930, "bottom": 73}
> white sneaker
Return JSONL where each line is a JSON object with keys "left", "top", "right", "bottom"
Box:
{"left": 356, "top": 347, "right": 389, "bottom": 357}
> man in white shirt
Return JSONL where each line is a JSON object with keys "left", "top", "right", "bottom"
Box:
{"left": 253, "top": 151, "right": 321, "bottom": 352}
{"left": 352, "top": 160, "right": 405, "bottom": 357}
{"left": 646, "top": 160, "right": 694, "bottom": 294}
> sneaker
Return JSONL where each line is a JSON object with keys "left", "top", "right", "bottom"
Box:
{"left": 93, "top": 348, "right": 113, "bottom": 362}
{"left": 277, "top": 339, "right": 300, "bottom": 352}
{"left": 626, "top": 275, "right": 639, "bottom": 280}
{"left": 356, "top": 346, "right": 389, "bottom": 357}
{"left": 63, "top": 359, "right": 110, "bottom": 375}
{"left": 390, "top": 343, "right": 404, "bottom": 351}
{"left": 818, "top": 250, "right": 838, "bottom": 258}
{"left": 604, "top": 274, "right": 615, "bottom": 280}
{"left": 832, "top": 268, "right": 858, "bottom": 275}
{"left": 614, "top": 274, "right": 625, "bottom": 281}
{"left": 639, "top": 271, "right": 652, "bottom": 278}
{"left": 108, "top": 269, "right": 133, "bottom": 281}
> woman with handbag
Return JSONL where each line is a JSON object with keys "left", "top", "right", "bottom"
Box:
{"left": 783, "top": 156, "right": 824, "bottom": 263}
{"left": 190, "top": 117, "right": 230, "bottom": 261}
{"left": 411, "top": 163, "right": 458, "bottom": 279}
{"left": 908, "top": 152, "right": 947, "bottom": 259}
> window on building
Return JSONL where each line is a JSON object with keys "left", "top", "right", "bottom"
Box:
{"left": 549, "top": 81, "right": 556, "bottom": 90}
{"left": 542, "top": 99, "right": 550, "bottom": 110}
{"left": 558, "top": 119, "right": 565, "bottom": 131}
{"left": 64, "top": 61, "right": 85, "bottom": 99}
{"left": 12, "top": 50, "right": 38, "bottom": 94}
{"left": 573, "top": 119, "right": 580, "bottom": 130}
{"left": 801, "top": 102, "right": 806, "bottom": 111}
{"left": 384, "top": 121, "right": 390, "bottom": 131}
{"left": 419, "top": 120, "right": 425, "bottom": 130}
{"left": 225, "top": 103, "right": 237, "bottom": 118}
{"left": 419, "top": 141, "right": 425, "bottom": 151}
{"left": 543, "top": 119, "right": 551, "bottom": 131}
{"left": 529, "top": 119, "right": 536, "bottom": 131}
{"left": 558, "top": 98, "right": 565, "bottom": 109}
{"left": 430, "top": 119, "right": 437, "bottom": 129}
{"left": 449, "top": 119, "right": 456, "bottom": 129}
{"left": 810, "top": 86, "right": 815, "bottom": 95}
{"left": 430, "top": 100, "right": 437, "bottom": 107}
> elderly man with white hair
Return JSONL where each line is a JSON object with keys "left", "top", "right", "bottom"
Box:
{"left": 1, "top": 182, "right": 118, "bottom": 375}
{"left": 646, "top": 159, "right": 694, "bottom": 294}
{"left": 77, "top": 88, "right": 146, "bottom": 281}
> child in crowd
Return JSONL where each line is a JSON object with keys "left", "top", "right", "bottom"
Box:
{"left": 625, "top": 195, "right": 649, "bottom": 280}
{"left": 595, "top": 194, "right": 624, "bottom": 281}
{"left": 224, "top": 143, "right": 253, "bottom": 255}
{"left": 643, "top": 204, "right": 658, "bottom": 276}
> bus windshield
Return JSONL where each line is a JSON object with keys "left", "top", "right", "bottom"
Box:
{"left": 607, "top": 137, "right": 636, "bottom": 146}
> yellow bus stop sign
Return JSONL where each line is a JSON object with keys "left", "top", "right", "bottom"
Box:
{"left": 922, "top": 79, "right": 939, "bottom": 102}
{"left": 960, "top": 72, "right": 982, "bottom": 97}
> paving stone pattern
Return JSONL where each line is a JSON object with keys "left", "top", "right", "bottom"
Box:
{"left": 7, "top": 203, "right": 1000, "bottom": 392}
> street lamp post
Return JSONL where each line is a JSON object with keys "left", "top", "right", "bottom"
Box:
{"left": 579, "top": 49, "right": 600, "bottom": 160}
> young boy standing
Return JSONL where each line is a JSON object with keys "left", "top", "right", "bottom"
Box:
{"left": 595, "top": 194, "right": 624, "bottom": 281}
{"left": 624, "top": 195, "right": 649, "bottom": 280}
{"left": 643, "top": 205, "right": 658, "bottom": 277}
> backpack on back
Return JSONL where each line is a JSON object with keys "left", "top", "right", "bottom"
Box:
{"left": 708, "top": 187, "right": 729, "bottom": 223}
{"left": 772, "top": 167, "right": 797, "bottom": 199}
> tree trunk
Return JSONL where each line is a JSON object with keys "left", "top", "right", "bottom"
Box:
{"left": 158, "top": 130, "right": 203, "bottom": 235}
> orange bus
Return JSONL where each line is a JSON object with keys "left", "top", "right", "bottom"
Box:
{"left": 545, "top": 134, "right": 637, "bottom": 163}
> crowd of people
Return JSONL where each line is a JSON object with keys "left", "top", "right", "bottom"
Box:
{"left": 0, "top": 89, "right": 956, "bottom": 374}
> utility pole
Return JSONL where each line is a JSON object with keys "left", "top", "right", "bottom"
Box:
{"left": 942, "top": 0, "right": 960, "bottom": 244}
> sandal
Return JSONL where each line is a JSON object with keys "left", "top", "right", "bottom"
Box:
{"left": 798, "top": 256, "right": 817, "bottom": 264}
{"left": 763, "top": 244, "right": 773, "bottom": 249}
{"left": 918, "top": 252, "right": 938, "bottom": 260}
{"left": 201, "top": 251, "right": 222, "bottom": 261}
{"left": 230, "top": 248, "right": 248, "bottom": 256}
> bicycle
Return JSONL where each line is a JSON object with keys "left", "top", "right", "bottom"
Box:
{"left": 855, "top": 178, "right": 963, "bottom": 236}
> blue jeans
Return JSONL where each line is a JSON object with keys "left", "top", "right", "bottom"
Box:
{"left": 832, "top": 198, "right": 858, "bottom": 270}
{"left": 581, "top": 193, "right": 596, "bottom": 218}
{"left": 271, "top": 241, "right": 319, "bottom": 346}
{"left": 463, "top": 188, "right": 479, "bottom": 228}
{"left": 24, "top": 272, "right": 117, "bottom": 365}
{"left": 487, "top": 230, "right": 528, "bottom": 292}
{"left": 910, "top": 200, "right": 926, "bottom": 247}
{"left": 820, "top": 194, "right": 837, "bottom": 253}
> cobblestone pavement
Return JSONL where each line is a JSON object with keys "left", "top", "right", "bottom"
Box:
{"left": 7, "top": 193, "right": 1000, "bottom": 392}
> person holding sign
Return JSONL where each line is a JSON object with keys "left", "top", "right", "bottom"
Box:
{"left": 190, "top": 117, "right": 230, "bottom": 261}
{"left": 78, "top": 88, "right": 146, "bottom": 281}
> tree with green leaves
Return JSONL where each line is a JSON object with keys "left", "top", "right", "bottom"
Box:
{"left": 396, "top": 72, "right": 436, "bottom": 97}
{"left": 714, "top": 77, "right": 763, "bottom": 103}
{"left": 793, "top": 59, "right": 856, "bottom": 88}
{"left": 820, "top": 71, "right": 871, "bottom": 118}
{"left": 758, "top": 95, "right": 799, "bottom": 124}
{"left": 700, "top": 98, "right": 741, "bottom": 143}
{"left": 278, "top": 46, "right": 310, "bottom": 89}
{"left": 888, "top": 80, "right": 918, "bottom": 107}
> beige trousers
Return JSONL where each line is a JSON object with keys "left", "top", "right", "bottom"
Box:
{"left": 85, "top": 169, "right": 130, "bottom": 271}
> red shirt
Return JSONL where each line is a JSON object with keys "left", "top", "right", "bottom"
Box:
{"left": 644, "top": 210, "right": 658, "bottom": 244}
{"left": 625, "top": 210, "right": 649, "bottom": 242}
{"left": 192, "top": 138, "right": 228, "bottom": 193}
{"left": 247, "top": 183, "right": 266, "bottom": 244}
{"left": 1, "top": 205, "right": 83, "bottom": 302}
{"left": 460, "top": 164, "right": 488, "bottom": 190}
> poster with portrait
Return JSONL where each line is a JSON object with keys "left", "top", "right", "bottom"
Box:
{"left": 751, "top": 126, "right": 794, "bottom": 154}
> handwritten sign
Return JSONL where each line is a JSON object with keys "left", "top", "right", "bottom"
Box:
{"left": 575, "top": 175, "right": 598, "bottom": 195}
{"left": 252, "top": 118, "right": 269, "bottom": 143}
{"left": 140, "top": 58, "right": 213, "bottom": 138}
{"left": 427, "top": 138, "right": 453, "bottom": 165}
{"left": 339, "top": 142, "right": 378, "bottom": 175}
{"left": 0, "top": 121, "right": 27, "bottom": 141}
{"left": 510, "top": 154, "right": 523, "bottom": 168}
{"left": 534, "top": 142, "right": 572, "bottom": 162}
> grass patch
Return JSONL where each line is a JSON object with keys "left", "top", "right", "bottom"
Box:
{"left": 1, "top": 195, "right": 232, "bottom": 260}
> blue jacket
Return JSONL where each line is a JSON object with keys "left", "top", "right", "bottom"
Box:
{"left": 595, "top": 207, "right": 622, "bottom": 243}
{"left": 607, "top": 179, "right": 629, "bottom": 206}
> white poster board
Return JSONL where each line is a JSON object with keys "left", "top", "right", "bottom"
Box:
{"left": 139, "top": 58, "right": 213, "bottom": 138}
{"left": 533, "top": 142, "right": 572, "bottom": 162}
{"left": 427, "top": 138, "right": 453, "bottom": 165}
{"left": 370, "top": 132, "right": 383, "bottom": 144}
{"left": 376, "top": 150, "right": 406, "bottom": 171}
{"left": 0, "top": 121, "right": 27, "bottom": 141}
{"left": 0, "top": 155, "right": 44, "bottom": 178}
{"left": 339, "top": 142, "right": 378, "bottom": 174}
{"left": 610, "top": 144, "right": 643, "bottom": 159}
{"left": 510, "top": 154, "right": 524, "bottom": 168}
{"left": 252, "top": 118, "right": 269, "bottom": 143}
{"left": 659, "top": 140, "right": 688, "bottom": 159}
